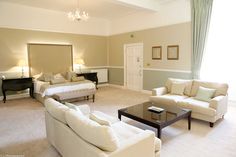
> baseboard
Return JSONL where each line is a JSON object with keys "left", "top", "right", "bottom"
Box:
{"left": 0, "top": 93, "right": 30, "bottom": 101}
{"left": 97, "top": 83, "right": 109, "bottom": 87}
{"left": 108, "top": 84, "right": 125, "bottom": 89}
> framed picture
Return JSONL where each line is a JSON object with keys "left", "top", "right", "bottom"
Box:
{"left": 152, "top": 46, "right": 162, "bottom": 60}
{"left": 167, "top": 45, "right": 179, "bottom": 60}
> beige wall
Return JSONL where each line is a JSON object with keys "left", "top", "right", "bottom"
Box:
{"left": 108, "top": 22, "right": 191, "bottom": 71}
{"left": 0, "top": 27, "right": 108, "bottom": 72}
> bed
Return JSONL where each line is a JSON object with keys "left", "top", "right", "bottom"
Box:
{"left": 28, "top": 43, "right": 96, "bottom": 103}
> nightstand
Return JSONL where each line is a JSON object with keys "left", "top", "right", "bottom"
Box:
{"left": 77, "top": 72, "right": 98, "bottom": 89}
{"left": 1, "top": 77, "right": 34, "bottom": 103}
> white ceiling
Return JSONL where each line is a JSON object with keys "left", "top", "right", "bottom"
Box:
{"left": 0, "top": 0, "right": 175, "bottom": 20}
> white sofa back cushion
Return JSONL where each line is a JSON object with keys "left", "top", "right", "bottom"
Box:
{"left": 65, "top": 109, "right": 119, "bottom": 152}
{"left": 170, "top": 82, "right": 186, "bottom": 95}
{"left": 45, "top": 98, "right": 69, "bottom": 124}
{"left": 190, "top": 80, "right": 228, "bottom": 97}
{"left": 165, "top": 78, "right": 193, "bottom": 96}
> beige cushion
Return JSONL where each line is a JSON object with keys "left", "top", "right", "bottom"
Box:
{"left": 71, "top": 76, "right": 85, "bottom": 82}
{"left": 165, "top": 78, "right": 193, "bottom": 96}
{"left": 44, "top": 98, "right": 69, "bottom": 124}
{"left": 190, "top": 80, "right": 228, "bottom": 97}
{"left": 170, "top": 82, "right": 186, "bottom": 95}
{"left": 177, "top": 98, "right": 216, "bottom": 116}
{"left": 65, "top": 109, "right": 119, "bottom": 152}
{"left": 38, "top": 73, "right": 54, "bottom": 82}
{"left": 66, "top": 71, "right": 77, "bottom": 81}
{"left": 92, "top": 111, "right": 119, "bottom": 124}
{"left": 150, "top": 94, "right": 188, "bottom": 106}
{"left": 54, "top": 73, "right": 65, "bottom": 79}
{"left": 195, "top": 86, "right": 216, "bottom": 102}
{"left": 111, "top": 121, "right": 161, "bottom": 152}
{"left": 64, "top": 102, "right": 78, "bottom": 110}
{"left": 90, "top": 113, "right": 111, "bottom": 126}
{"left": 50, "top": 78, "right": 66, "bottom": 84}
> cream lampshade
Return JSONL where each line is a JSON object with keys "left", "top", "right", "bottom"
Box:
{"left": 75, "top": 59, "right": 85, "bottom": 73}
{"left": 18, "top": 59, "right": 26, "bottom": 78}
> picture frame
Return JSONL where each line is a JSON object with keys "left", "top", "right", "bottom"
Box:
{"left": 152, "top": 46, "right": 162, "bottom": 60}
{"left": 167, "top": 45, "right": 179, "bottom": 60}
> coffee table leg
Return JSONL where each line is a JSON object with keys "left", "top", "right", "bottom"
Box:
{"left": 118, "top": 111, "right": 121, "bottom": 120}
{"left": 157, "top": 126, "right": 161, "bottom": 138}
{"left": 188, "top": 113, "right": 191, "bottom": 130}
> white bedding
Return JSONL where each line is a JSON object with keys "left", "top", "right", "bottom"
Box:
{"left": 34, "top": 80, "right": 95, "bottom": 97}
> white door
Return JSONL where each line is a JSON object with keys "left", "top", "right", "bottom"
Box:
{"left": 124, "top": 43, "right": 143, "bottom": 91}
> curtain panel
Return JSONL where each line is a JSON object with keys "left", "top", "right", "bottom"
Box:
{"left": 191, "top": 0, "right": 213, "bottom": 79}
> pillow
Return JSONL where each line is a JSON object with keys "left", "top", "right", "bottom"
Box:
{"left": 66, "top": 71, "right": 77, "bottom": 81}
{"left": 50, "top": 78, "right": 66, "bottom": 85}
{"left": 37, "top": 73, "right": 54, "bottom": 82}
{"left": 195, "top": 86, "right": 216, "bottom": 102}
{"left": 54, "top": 73, "right": 65, "bottom": 79}
{"left": 33, "top": 72, "right": 42, "bottom": 80}
{"left": 90, "top": 113, "right": 111, "bottom": 126}
{"left": 170, "top": 82, "right": 186, "bottom": 95}
{"left": 64, "top": 102, "right": 78, "bottom": 110}
{"left": 71, "top": 76, "right": 85, "bottom": 82}
{"left": 65, "top": 109, "right": 119, "bottom": 152}
{"left": 43, "top": 73, "right": 54, "bottom": 82}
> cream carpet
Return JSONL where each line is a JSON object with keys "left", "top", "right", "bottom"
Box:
{"left": 0, "top": 86, "right": 236, "bottom": 157}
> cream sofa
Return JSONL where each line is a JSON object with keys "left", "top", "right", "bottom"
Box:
{"left": 45, "top": 98, "right": 161, "bottom": 157}
{"left": 150, "top": 78, "right": 228, "bottom": 127}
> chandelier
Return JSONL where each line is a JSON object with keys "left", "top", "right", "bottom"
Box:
{"left": 68, "top": 0, "right": 89, "bottom": 21}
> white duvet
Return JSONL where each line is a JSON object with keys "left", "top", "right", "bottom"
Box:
{"left": 34, "top": 80, "right": 95, "bottom": 97}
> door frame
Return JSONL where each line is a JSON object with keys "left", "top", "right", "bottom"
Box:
{"left": 124, "top": 42, "right": 144, "bottom": 90}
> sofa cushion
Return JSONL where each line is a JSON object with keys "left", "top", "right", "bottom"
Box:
{"left": 190, "top": 80, "right": 228, "bottom": 97}
{"left": 90, "top": 113, "right": 111, "bottom": 126}
{"left": 44, "top": 98, "right": 69, "bottom": 124}
{"left": 65, "top": 109, "right": 119, "bottom": 152}
{"left": 150, "top": 94, "right": 188, "bottom": 106}
{"left": 165, "top": 78, "right": 193, "bottom": 96}
{"left": 111, "top": 121, "right": 160, "bottom": 152}
{"left": 64, "top": 102, "right": 78, "bottom": 110}
{"left": 92, "top": 111, "right": 119, "bottom": 124}
{"left": 195, "top": 86, "right": 216, "bottom": 102}
{"left": 177, "top": 98, "right": 216, "bottom": 116}
{"left": 171, "top": 82, "right": 186, "bottom": 95}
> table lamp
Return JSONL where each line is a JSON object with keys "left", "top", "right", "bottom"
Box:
{"left": 18, "top": 59, "right": 26, "bottom": 78}
{"left": 75, "top": 59, "right": 85, "bottom": 73}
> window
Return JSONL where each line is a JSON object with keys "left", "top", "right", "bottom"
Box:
{"left": 201, "top": 0, "right": 236, "bottom": 101}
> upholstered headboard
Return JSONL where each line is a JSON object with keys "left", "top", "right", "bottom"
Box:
{"left": 28, "top": 43, "right": 73, "bottom": 76}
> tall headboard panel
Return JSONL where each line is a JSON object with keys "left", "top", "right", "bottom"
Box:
{"left": 28, "top": 43, "right": 73, "bottom": 76}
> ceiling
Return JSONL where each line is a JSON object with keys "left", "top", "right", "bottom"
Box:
{"left": 0, "top": 0, "right": 176, "bottom": 20}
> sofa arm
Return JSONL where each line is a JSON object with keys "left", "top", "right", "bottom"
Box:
{"left": 109, "top": 130, "right": 157, "bottom": 157}
{"left": 209, "top": 95, "right": 228, "bottom": 114}
{"left": 152, "top": 87, "right": 167, "bottom": 96}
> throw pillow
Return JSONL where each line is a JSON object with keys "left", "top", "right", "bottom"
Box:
{"left": 44, "top": 73, "right": 54, "bottom": 82}
{"left": 65, "top": 109, "right": 119, "bottom": 152}
{"left": 50, "top": 78, "right": 66, "bottom": 85}
{"left": 195, "top": 86, "right": 216, "bottom": 102}
{"left": 170, "top": 82, "right": 186, "bottom": 95}
{"left": 54, "top": 73, "right": 65, "bottom": 79}
{"left": 64, "top": 102, "right": 78, "bottom": 110}
{"left": 66, "top": 71, "right": 77, "bottom": 81}
{"left": 71, "top": 76, "right": 85, "bottom": 82}
{"left": 90, "top": 113, "right": 111, "bottom": 126}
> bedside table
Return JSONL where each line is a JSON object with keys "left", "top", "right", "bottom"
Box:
{"left": 77, "top": 72, "right": 98, "bottom": 89}
{"left": 1, "top": 77, "right": 34, "bottom": 103}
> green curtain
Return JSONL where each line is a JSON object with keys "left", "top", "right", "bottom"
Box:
{"left": 191, "top": 0, "right": 213, "bottom": 79}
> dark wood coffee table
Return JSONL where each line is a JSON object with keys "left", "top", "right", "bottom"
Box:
{"left": 118, "top": 101, "right": 191, "bottom": 138}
